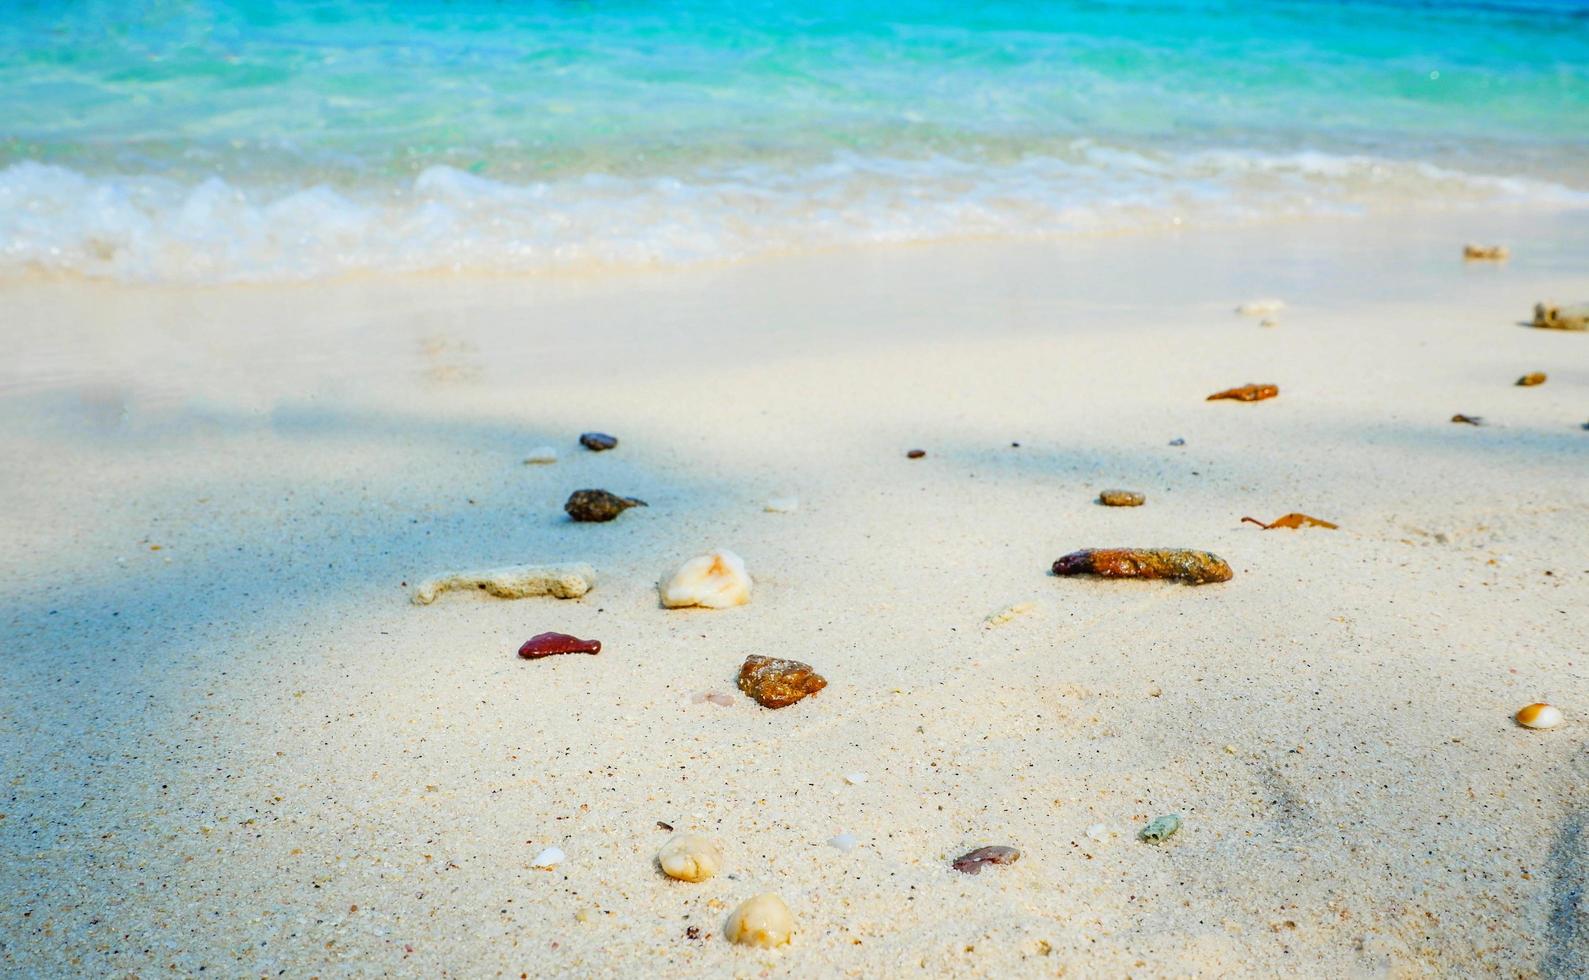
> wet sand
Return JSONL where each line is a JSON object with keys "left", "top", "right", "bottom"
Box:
{"left": 2, "top": 213, "right": 1587, "bottom": 976}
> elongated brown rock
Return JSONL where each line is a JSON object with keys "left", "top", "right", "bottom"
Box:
{"left": 1098, "top": 489, "right": 1145, "bottom": 507}
{"left": 580, "top": 431, "right": 618, "bottom": 451}
{"left": 737, "top": 655, "right": 826, "bottom": 709}
{"left": 1051, "top": 548, "right": 1232, "bottom": 584}
{"left": 1207, "top": 383, "right": 1278, "bottom": 402}
{"left": 518, "top": 632, "right": 601, "bottom": 659}
{"left": 564, "top": 489, "right": 646, "bottom": 522}
{"left": 1463, "top": 244, "right": 1508, "bottom": 261}
{"left": 1516, "top": 372, "right": 1547, "bottom": 387}
{"left": 952, "top": 845, "right": 1020, "bottom": 875}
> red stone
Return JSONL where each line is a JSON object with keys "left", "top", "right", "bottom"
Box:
{"left": 517, "top": 632, "right": 601, "bottom": 659}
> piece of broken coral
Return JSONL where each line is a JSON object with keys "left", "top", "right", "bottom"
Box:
{"left": 413, "top": 563, "right": 596, "bottom": 604}
{"left": 1241, "top": 513, "right": 1338, "bottom": 530}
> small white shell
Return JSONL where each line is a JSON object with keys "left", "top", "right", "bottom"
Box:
{"left": 657, "top": 834, "right": 723, "bottom": 883}
{"left": 844, "top": 772, "right": 867, "bottom": 785}
{"left": 764, "top": 495, "right": 799, "bottom": 513}
{"left": 531, "top": 846, "right": 565, "bottom": 869}
{"left": 523, "top": 447, "right": 558, "bottom": 464}
{"left": 725, "top": 893, "right": 794, "bottom": 948}
{"left": 1516, "top": 703, "right": 1564, "bottom": 729}
{"left": 1236, "top": 298, "right": 1286, "bottom": 316}
{"left": 660, "top": 549, "right": 752, "bottom": 609}
{"left": 828, "top": 832, "right": 857, "bottom": 852}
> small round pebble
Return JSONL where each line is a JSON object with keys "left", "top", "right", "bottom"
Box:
{"left": 1098, "top": 489, "right": 1146, "bottom": 507}
{"left": 579, "top": 431, "right": 618, "bottom": 451}
{"left": 725, "top": 893, "right": 794, "bottom": 948}
{"left": 657, "top": 833, "right": 723, "bottom": 883}
{"left": 906, "top": 449, "right": 926, "bottom": 458}
{"left": 1516, "top": 703, "right": 1564, "bottom": 729}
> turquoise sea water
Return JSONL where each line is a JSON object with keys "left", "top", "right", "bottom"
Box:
{"left": 2, "top": 0, "right": 1586, "bottom": 281}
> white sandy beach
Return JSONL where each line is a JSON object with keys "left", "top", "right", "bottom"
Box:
{"left": 2, "top": 212, "right": 1587, "bottom": 976}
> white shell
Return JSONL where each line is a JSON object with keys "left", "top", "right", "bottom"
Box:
{"left": 523, "top": 447, "right": 559, "bottom": 464}
{"left": 725, "top": 893, "right": 794, "bottom": 948}
{"left": 764, "top": 495, "right": 799, "bottom": 513}
{"left": 660, "top": 550, "right": 752, "bottom": 609}
{"left": 531, "top": 846, "right": 566, "bottom": 869}
{"left": 657, "top": 834, "right": 722, "bottom": 883}
{"left": 1236, "top": 298, "right": 1286, "bottom": 316}
{"left": 1516, "top": 703, "right": 1564, "bottom": 729}
{"left": 844, "top": 772, "right": 867, "bottom": 785}
{"left": 1085, "top": 823, "right": 1109, "bottom": 841}
{"left": 828, "top": 832, "right": 857, "bottom": 852}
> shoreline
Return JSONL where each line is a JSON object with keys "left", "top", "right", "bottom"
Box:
{"left": 2, "top": 213, "right": 1586, "bottom": 976}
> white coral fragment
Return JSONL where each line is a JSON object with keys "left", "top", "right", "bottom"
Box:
{"left": 412, "top": 563, "right": 596, "bottom": 605}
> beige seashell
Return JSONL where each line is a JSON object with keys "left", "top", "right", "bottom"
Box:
{"left": 764, "top": 495, "right": 799, "bottom": 513}
{"left": 657, "top": 833, "right": 722, "bottom": 883}
{"left": 1516, "top": 703, "right": 1564, "bottom": 729}
{"left": 660, "top": 550, "right": 752, "bottom": 609}
{"left": 1236, "top": 298, "right": 1285, "bottom": 316}
{"left": 725, "top": 893, "right": 794, "bottom": 948}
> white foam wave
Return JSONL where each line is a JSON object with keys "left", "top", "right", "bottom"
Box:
{"left": 1, "top": 149, "right": 1584, "bottom": 283}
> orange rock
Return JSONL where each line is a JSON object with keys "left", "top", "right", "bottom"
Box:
{"left": 737, "top": 655, "right": 827, "bottom": 709}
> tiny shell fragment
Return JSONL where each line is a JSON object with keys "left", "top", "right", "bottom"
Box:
{"left": 1236, "top": 298, "right": 1285, "bottom": 316}
{"left": 764, "top": 495, "right": 799, "bottom": 513}
{"left": 1463, "top": 244, "right": 1508, "bottom": 261}
{"left": 579, "top": 431, "right": 618, "bottom": 451}
{"left": 1099, "top": 489, "right": 1145, "bottom": 507}
{"left": 518, "top": 632, "right": 601, "bottom": 659}
{"left": 523, "top": 446, "right": 558, "bottom": 464}
{"left": 1516, "top": 372, "right": 1547, "bottom": 387}
{"left": 412, "top": 563, "right": 596, "bottom": 604}
{"left": 660, "top": 549, "right": 752, "bottom": 608}
{"left": 984, "top": 601, "right": 1036, "bottom": 627}
{"left": 565, "top": 489, "right": 647, "bottom": 522}
{"left": 1532, "top": 302, "right": 1588, "bottom": 331}
{"left": 829, "top": 832, "right": 857, "bottom": 852}
{"left": 531, "top": 846, "right": 566, "bottom": 868}
{"left": 1139, "top": 814, "right": 1182, "bottom": 843}
{"left": 1450, "top": 414, "right": 1484, "bottom": 426}
{"left": 738, "top": 655, "right": 827, "bottom": 708}
{"left": 1207, "top": 383, "right": 1279, "bottom": 402}
{"left": 1240, "top": 513, "right": 1338, "bottom": 530}
{"left": 952, "top": 845, "right": 1021, "bottom": 874}
{"left": 1516, "top": 703, "right": 1564, "bottom": 730}
{"left": 657, "top": 834, "right": 723, "bottom": 883}
{"left": 1052, "top": 548, "right": 1232, "bottom": 584}
{"left": 725, "top": 893, "right": 794, "bottom": 948}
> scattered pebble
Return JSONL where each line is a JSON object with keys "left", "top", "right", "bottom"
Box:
{"left": 1139, "top": 814, "right": 1182, "bottom": 844}
{"left": 518, "top": 632, "right": 601, "bottom": 659}
{"left": 565, "top": 489, "right": 647, "bottom": 522}
{"left": 1516, "top": 703, "right": 1564, "bottom": 730}
{"left": 1463, "top": 244, "right": 1509, "bottom": 261}
{"left": 1052, "top": 548, "right": 1233, "bottom": 584}
{"left": 1085, "top": 824, "right": 1110, "bottom": 841}
{"left": 764, "top": 495, "right": 799, "bottom": 513}
{"left": 725, "top": 893, "right": 794, "bottom": 948}
{"left": 983, "top": 600, "right": 1036, "bottom": 627}
{"left": 1241, "top": 513, "right": 1337, "bottom": 530}
{"left": 1207, "top": 383, "right": 1279, "bottom": 402}
{"left": 906, "top": 449, "right": 926, "bottom": 459}
{"left": 1236, "top": 298, "right": 1285, "bottom": 316}
{"left": 579, "top": 431, "right": 618, "bottom": 451}
{"left": 828, "top": 832, "right": 858, "bottom": 852}
{"left": 531, "top": 846, "right": 566, "bottom": 869}
{"left": 660, "top": 549, "right": 753, "bottom": 608}
{"left": 657, "top": 833, "right": 723, "bottom": 883}
{"left": 1516, "top": 372, "right": 1547, "bottom": 387}
{"left": 1450, "top": 414, "right": 1485, "bottom": 426}
{"left": 1532, "top": 302, "right": 1588, "bottom": 331}
{"left": 1098, "top": 489, "right": 1146, "bottom": 507}
{"left": 412, "top": 563, "right": 596, "bottom": 604}
{"left": 844, "top": 772, "right": 867, "bottom": 785}
{"left": 951, "top": 845, "right": 1021, "bottom": 875}
{"left": 1168, "top": 437, "right": 1186, "bottom": 447}
{"left": 738, "top": 655, "right": 827, "bottom": 709}
{"left": 523, "top": 447, "right": 559, "bottom": 464}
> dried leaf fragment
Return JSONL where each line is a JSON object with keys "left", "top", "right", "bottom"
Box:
{"left": 1207, "top": 383, "right": 1278, "bottom": 402}
{"left": 1516, "top": 372, "right": 1547, "bottom": 387}
{"left": 1241, "top": 513, "right": 1338, "bottom": 530}
{"left": 1532, "top": 303, "right": 1588, "bottom": 331}
{"left": 1463, "top": 244, "right": 1508, "bottom": 261}
{"left": 1051, "top": 548, "right": 1232, "bottom": 584}
{"left": 737, "top": 655, "right": 827, "bottom": 708}
{"left": 952, "top": 845, "right": 1020, "bottom": 875}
